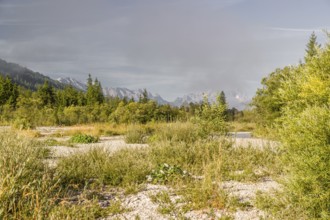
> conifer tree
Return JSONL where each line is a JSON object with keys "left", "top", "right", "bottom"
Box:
{"left": 86, "top": 75, "right": 104, "bottom": 105}
{"left": 0, "top": 75, "right": 19, "bottom": 107}
{"left": 36, "top": 80, "right": 55, "bottom": 107}
{"left": 304, "top": 32, "right": 320, "bottom": 62}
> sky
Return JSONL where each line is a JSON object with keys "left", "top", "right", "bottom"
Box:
{"left": 0, "top": 0, "right": 329, "bottom": 103}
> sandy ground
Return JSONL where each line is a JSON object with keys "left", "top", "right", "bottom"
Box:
{"left": 102, "top": 181, "right": 279, "bottom": 220}
{"left": 49, "top": 136, "right": 148, "bottom": 157}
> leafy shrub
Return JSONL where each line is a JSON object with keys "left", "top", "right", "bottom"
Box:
{"left": 193, "top": 96, "right": 228, "bottom": 138}
{"left": 279, "top": 106, "right": 330, "bottom": 218}
{"left": 147, "top": 163, "right": 188, "bottom": 184}
{"left": 69, "top": 133, "right": 99, "bottom": 143}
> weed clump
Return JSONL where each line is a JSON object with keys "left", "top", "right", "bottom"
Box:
{"left": 125, "top": 124, "right": 154, "bottom": 144}
{"left": 147, "top": 163, "right": 188, "bottom": 184}
{"left": 69, "top": 133, "right": 99, "bottom": 143}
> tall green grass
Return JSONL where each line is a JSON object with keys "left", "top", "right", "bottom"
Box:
{"left": 56, "top": 148, "right": 152, "bottom": 187}
{"left": 0, "top": 132, "right": 114, "bottom": 219}
{"left": 57, "top": 122, "right": 280, "bottom": 213}
{"left": 0, "top": 132, "right": 58, "bottom": 219}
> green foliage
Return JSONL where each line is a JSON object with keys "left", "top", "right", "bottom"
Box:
{"left": 69, "top": 133, "right": 99, "bottom": 144}
{"left": 0, "top": 75, "right": 18, "bottom": 107}
{"left": 110, "top": 100, "right": 159, "bottom": 124}
{"left": 253, "top": 32, "right": 330, "bottom": 218}
{"left": 220, "top": 143, "right": 281, "bottom": 182}
{"left": 279, "top": 106, "right": 330, "bottom": 218}
{"left": 0, "top": 132, "right": 57, "bottom": 219}
{"left": 193, "top": 94, "right": 227, "bottom": 137}
{"left": 49, "top": 200, "right": 110, "bottom": 220}
{"left": 56, "top": 85, "right": 83, "bottom": 107}
{"left": 37, "top": 80, "right": 56, "bottom": 107}
{"left": 12, "top": 117, "right": 35, "bottom": 130}
{"left": 125, "top": 124, "right": 154, "bottom": 144}
{"left": 252, "top": 67, "right": 292, "bottom": 129}
{"left": 86, "top": 74, "right": 104, "bottom": 105}
{"left": 148, "top": 163, "right": 188, "bottom": 184}
{"left": 305, "top": 31, "right": 321, "bottom": 62}
{"left": 56, "top": 148, "right": 152, "bottom": 186}
{"left": 149, "top": 122, "right": 199, "bottom": 143}
{"left": 0, "top": 72, "right": 197, "bottom": 127}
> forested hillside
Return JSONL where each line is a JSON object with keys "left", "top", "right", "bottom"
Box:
{"left": 0, "top": 58, "right": 65, "bottom": 90}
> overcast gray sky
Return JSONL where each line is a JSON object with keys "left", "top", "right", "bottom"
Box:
{"left": 0, "top": 0, "right": 329, "bottom": 101}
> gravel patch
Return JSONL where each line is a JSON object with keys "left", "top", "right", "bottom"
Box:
{"left": 105, "top": 184, "right": 231, "bottom": 220}
{"left": 221, "top": 178, "right": 281, "bottom": 203}
{"left": 106, "top": 184, "right": 171, "bottom": 220}
{"left": 50, "top": 136, "right": 148, "bottom": 157}
{"left": 231, "top": 137, "right": 279, "bottom": 150}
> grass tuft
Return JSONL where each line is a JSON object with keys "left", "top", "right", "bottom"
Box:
{"left": 69, "top": 133, "right": 99, "bottom": 144}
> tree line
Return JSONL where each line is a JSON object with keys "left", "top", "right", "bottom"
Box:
{"left": 0, "top": 73, "right": 238, "bottom": 128}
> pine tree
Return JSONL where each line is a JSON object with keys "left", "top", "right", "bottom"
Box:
{"left": 218, "top": 91, "right": 227, "bottom": 106}
{"left": 94, "top": 78, "right": 104, "bottom": 104}
{"left": 86, "top": 75, "right": 104, "bottom": 105}
{"left": 37, "top": 80, "right": 56, "bottom": 106}
{"left": 304, "top": 32, "right": 320, "bottom": 62}
{"left": 0, "top": 75, "right": 19, "bottom": 107}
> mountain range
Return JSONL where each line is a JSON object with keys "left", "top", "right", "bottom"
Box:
{"left": 0, "top": 58, "right": 249, "bottom": 109}
{"left": 58, "top": 77, "right": 249, "bottom": 109}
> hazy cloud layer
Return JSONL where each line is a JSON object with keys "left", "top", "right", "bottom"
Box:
{"left": 0, "top": 0, "right": 329, "bottom": 101}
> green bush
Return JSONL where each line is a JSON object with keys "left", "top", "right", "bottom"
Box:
{"left": 279, "top": 106, "right": 330, "bottom": 218}
{"left": 193, "top": 96, "right": 228, "bottom": 138}
{"left": 69, "top": 133, "right": 99, "bottom": 144}
{"left": 148, "top": 163, "right": 188, "bottom": 184}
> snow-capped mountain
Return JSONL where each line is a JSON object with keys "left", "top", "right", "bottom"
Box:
{"left": 57, "top": 77, "right": 87, "bottom": 91}
{"left": 57, "top": 77, "right": 168, "bottom": 105}
{"left": 103, "top": 87, "right": 169, "bottom": 105}
{"left": 57, "top": 77, "right": 250, "bottom": 109}
{"left": 172, "top": 91, "right": 250, "bottom": 110}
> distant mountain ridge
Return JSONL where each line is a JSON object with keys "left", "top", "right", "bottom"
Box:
{"left": 103, "top": 87, "right": 169, "bottom": 105}
{"left": 0, "top": 58, "right": 65, "bottom": 90}
{"left": 57, "top": 77, "right": 87, "bottom": 91}
{"left": 0, "top": 59, "right": 249, "bottom": 109}
{"left": 57, "top": 77, "right": 169, "bottom": 104}
{"left": 172, "top": 91, "right": 250, "bottom": 109}
{"left": 58, "top": 77, "right": 250, "bottom": 109}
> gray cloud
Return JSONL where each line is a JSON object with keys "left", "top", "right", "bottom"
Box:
{"left": 0, "top": 0, "right": 329, "bottom": 101}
